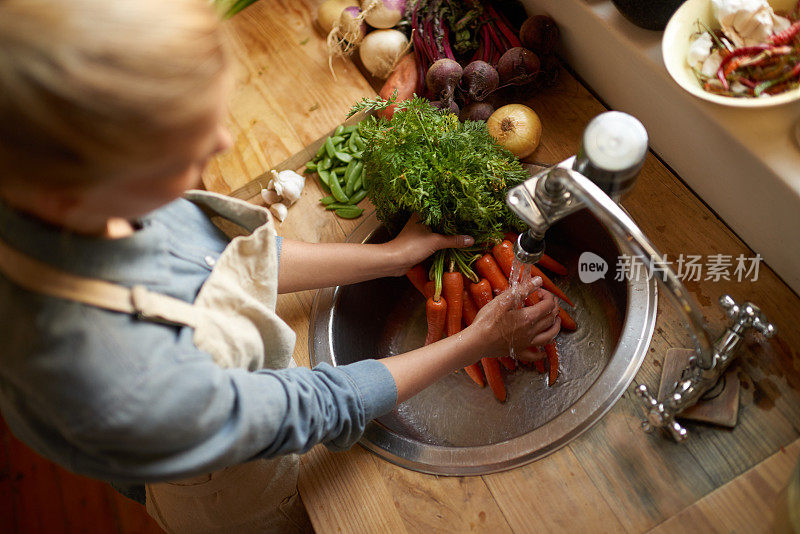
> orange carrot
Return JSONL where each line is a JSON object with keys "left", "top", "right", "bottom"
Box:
{"left": 469, "top": 279, "right": 493, "bottom": 309}
{"left": 442, "top": 272, "right": 464, "bottom": 337}
{"left": 470, "top": 284, "right": 506, "bottom": 402}
{"left": 499, "top": 356, "right": 517, "bottom": 371}
{"left": 423, "top": 281, "right": 435, "bottom": 299}
{"left": 482, "top": 357, "right": 506, "bottom": 402}
{"left": 461, "top": 290, "right": 485, "bottom": 387}
{"left": 559, "top": 308, "right": 577, "bottom": 331}
{"left": 530, "top": 264, "right": 574, "bottom": 307}
{"left": 545, "top": 343, "right": 559, "bottom": 386}
{"left": 376, "top": 53, "right": 419, "bottom": 120}
{"left": 475, "top": 254, "right": 509, "bottom": 295}
{"left": 491, "top": 240, "right": 518, "bottom": 280}
{"left": 504, "top": 231, "right": 519, "bottom": 243}
{"left": 424, "top": 297, "right": 447, "bottom": 346}
{"left": 538, "top": 254, "right": 568, "bottom": 276}
{"left": 406, "top": 264, "right": 428, "bottom": 296}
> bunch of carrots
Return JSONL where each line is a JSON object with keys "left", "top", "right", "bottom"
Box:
{"left": 406, "top": 232, "right": 577, "bottom": 402}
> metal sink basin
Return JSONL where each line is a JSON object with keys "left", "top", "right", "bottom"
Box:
{"left": 310, "top": 210, "right": 657, "bottom": 475}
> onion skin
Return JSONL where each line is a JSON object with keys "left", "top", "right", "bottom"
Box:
{"left": 487, "top": 104, "right": 542, "bottom": 159}
{"left": 461, "top": 61, "right": 499, "bottom": 102}
{"left": 496, "top": 47, "right": 540, "bottom": 86}
{"left": 520, "top": 15, "right": 560, "bottom": 56}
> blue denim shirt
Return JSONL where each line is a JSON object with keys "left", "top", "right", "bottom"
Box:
{"left": 0, "top": 198, "right": 397, "bottom": 487}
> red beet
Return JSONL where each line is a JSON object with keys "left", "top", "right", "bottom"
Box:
{"left": 496, "top": 47, "right": 540, "bottom": 86}
{"left": 426, "top": 58, "right": 463, "bottom": 103}
{"left": 459, "top": 102, "right": 495, "bottom": 122}
{"left": 461, "top": 60, "right": 499, "bottom": 102}
{"left": 520, "top": 15, "right": 560, "bottom": 56}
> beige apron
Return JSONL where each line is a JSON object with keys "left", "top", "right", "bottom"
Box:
{"left": 0, "top": 190, "right": 312, "bottom": 533}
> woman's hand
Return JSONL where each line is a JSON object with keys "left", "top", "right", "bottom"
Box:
{"left": 465, "top": 277, "right": 562, "bottom": 358}
{"left": 382, "top": 214, "right": 474, "bottom": 277}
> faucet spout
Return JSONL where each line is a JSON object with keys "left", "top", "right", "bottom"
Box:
{"left": 505, "top": 111, "right": 774, "bottom": 441}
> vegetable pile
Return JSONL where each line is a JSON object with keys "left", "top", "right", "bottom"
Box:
{"left": 407, "top": 232, "right": 578, "bottom": 402}
{"left": 350, "top": 94, "right": 529, "bottom": 280}
{"left": 690, "top": 0, "right": 800, "bottom": 97}
{"left": 304, "top": 124, "right": 368, "bottom": 219}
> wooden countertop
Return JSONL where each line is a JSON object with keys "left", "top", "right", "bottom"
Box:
{"left": 204, "top": 2, "right": 800, "bottom": 532}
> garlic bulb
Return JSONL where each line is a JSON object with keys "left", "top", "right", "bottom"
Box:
{"left": 269, "top": 169, "right": 305, "bottom": 206}
{"left": 711, "top": 0, "right": 790, "bottom": 47}
{"left": 261, "top": 188, "right": 281, "bottom": 205}
{"left": 269, "top": 202, "right": 288, "bottom": 223}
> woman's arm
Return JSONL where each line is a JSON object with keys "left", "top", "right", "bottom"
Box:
{"left": 276, "top": 215, "right": 473, "bottom": 293}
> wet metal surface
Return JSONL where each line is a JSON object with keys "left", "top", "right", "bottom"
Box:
{"left": 310, "top": 210, "right": 657, "bottom": 475}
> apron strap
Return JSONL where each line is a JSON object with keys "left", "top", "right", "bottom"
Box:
{"left": 0, "top": 236, "right": 200, "bottom": 328}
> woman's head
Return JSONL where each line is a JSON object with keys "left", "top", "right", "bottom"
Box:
{"left": 0, "top": 0, "right": 231, "bottom": 224}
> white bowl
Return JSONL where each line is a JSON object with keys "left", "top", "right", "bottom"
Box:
{"left": 662, "top": 0, "right": 800, "bottom": 107}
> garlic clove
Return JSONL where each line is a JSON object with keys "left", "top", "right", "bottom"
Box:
{"left": 269, "top": 202, "right": 288, "bottom": 223}
{"left": 274, "top": 170, "right": 306, "bottom": 205}
{"left": 261, "top": 188, "right": 281, "bottom": 205}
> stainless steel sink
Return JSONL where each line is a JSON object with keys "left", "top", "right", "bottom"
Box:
{"left": 310, "top": 210, "right": 657, "bottom": 475}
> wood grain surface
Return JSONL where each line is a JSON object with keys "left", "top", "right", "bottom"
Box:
{"left": 3, "top": 1, "right": 798, "bottom": 532}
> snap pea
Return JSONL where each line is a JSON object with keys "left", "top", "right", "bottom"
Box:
{"left": 315, "top": 143, "right": 326, "bottom": 159}
{"left": 324, "top": 202, "right": 351, "bottom": 210}
{"left": 324, "top": 137, "right": 337, "bottom": 159}
{"left": 348, "top": 133, "right": 358, "bottom": 153}
{"left": 341, "top": 124, "right": 359, "bottom": 134}
{"left": 320, "top": 196, "right": 337, "bottom": 206}
{"left": 328, "top": 170, "right": 349, "bottom": 203}
{"left": 334, "top": 151, "right": 353, "bottom": 163}
{"left": 331, "top": 165, "right": 348, "bottom": 175}
{"left": 305, "top": 161, "right": 317, "bottom": 172}
{"left": 352, "top": 132, "right": 365, "bottom": 151}
{"left": 317, "top": 168, "right": 331, "bottom": 188}
{"left": 335, "top": 206, "right": 363, "bottom": 219}
{"left": 334, "top": 125, "right": 344, "bottom": 137}
{"left": 348, "top": 189, "right": 367, "bottom": 204}
{"left": 318, "top": 157, "right": 332, "bottom": 171}
{"left": 345, "top": 161, "right": 362, "bottom": 196}
{"left": 353, "top": 167, "right": 363, "bottom": 191}
{"left": 329, "top": 135, "right": 344, "bottom": 145}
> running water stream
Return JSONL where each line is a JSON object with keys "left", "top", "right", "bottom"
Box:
{"left": 507, "top": 257, "right": 532, "bottom": 360}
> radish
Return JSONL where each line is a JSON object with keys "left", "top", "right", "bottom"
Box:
{"left": 362, "top": 0, "right": 405, "bottom": 29}
{"left": 359, "top": 29, "right": 409, "bottom": 78}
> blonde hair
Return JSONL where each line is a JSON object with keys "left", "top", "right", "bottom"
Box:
{"left": 0, "top": 0, "right": 227, "bottom": 188}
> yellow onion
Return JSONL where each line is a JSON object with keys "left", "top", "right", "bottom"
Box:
{"left": 486, "top": 104, "right": 542, "bottom": 159}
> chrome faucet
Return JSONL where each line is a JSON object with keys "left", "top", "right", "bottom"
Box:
{"left": 506, "top": 112, "right": 775, "bottom": 441}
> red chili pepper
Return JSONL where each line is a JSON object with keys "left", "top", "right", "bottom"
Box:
{"left": 716, "top": 45, "right": 771, "bottom": 90}
{"left": 769, "top": 20, "right": 800, "bottom": 45}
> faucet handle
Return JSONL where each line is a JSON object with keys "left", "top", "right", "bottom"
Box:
{"left": 718, "top": 295, "right": 776, "bottom": 338}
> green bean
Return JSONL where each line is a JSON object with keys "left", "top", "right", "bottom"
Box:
{"left": 320, "top": 196, "right": 337, "bottom": 206}
{"left": 334, "top": 125, "right": 344, "bottom": 137}
{"left": 318, "top": 157, "right": 332, "bottom": 171}
{"left": 348, "top": 189, "right": 367, "bottom": 204}
{"left": 352, "top": 132, "right": 365, "bottom": 151}
{"left": 334, "top": 151, "right": 353, "bottom": 163}
{"left": 335, "top": 206, "right": 363, "bottom": 219}
{"left": 328, "top": 170, "right": 349, "bottom": 203}
{"left": 324, "top": 137, "right": 337, "bottom": 159}
{"left": 324, "top": 202, "right": 351, "bottom": 210}
{"left": 345, "top": 161, "right": 362, "bottom": 196}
